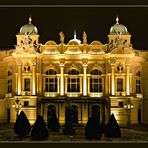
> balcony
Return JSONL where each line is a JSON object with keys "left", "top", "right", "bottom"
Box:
{"left": 89, "top": 92, "right": 103, "bottom": 98}
{"left": 67, "top": 92, "right": 81, "bottom": 97}
{"left": 136, "top": 93, "right": 143, "bottom": 99}
{"left": 115, "top": 91, "right": 126, "bottom": 96}
{"left": 44, "top": 92, "right": 58, "bottom": 97}
{"left": 5, "top": 93, "right": 12, "bottom": 98}
{"left": 22, "top": 91, "right": 32, "bottom": 96}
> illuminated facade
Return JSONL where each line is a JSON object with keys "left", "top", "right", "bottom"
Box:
{"left": 0, "top": 16, "right": 147, "bottom": 126}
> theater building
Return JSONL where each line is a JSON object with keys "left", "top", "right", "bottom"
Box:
{"left": 0, "top": 16, "right": 148, "bottom": 126}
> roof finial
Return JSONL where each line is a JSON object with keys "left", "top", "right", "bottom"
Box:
{"left": 74, "top": 30, "right": 77, "bottom": 39}
{"left": 116, "top": 15, "right": 119, "bottom": 24}
{"left": 29, "top": 15, "right": 32, "bottom": 24}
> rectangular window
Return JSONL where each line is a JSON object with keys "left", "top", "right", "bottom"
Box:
{"left": 24, "top": 78, "right": 30, "bottom": 91}
{"left": 119, "top": 102, "right": 124, "bottom": 108}
{"left": 136, "top": 79, "right": 141, "bottom": 93}
{"left": 90, "top": 78, "right": 102, "bottom": 92}
{"left": 8, "top": 79, "right": 12, "bottom": 93}
{"left": 117, "top": 79, "right": 123, "bottom": 91}
{"left": 67, "top": 78, "right": 80, "bottom": 92}
{"left": 45, "top": 78, "right": 57, "bottom": 92}
{"left": 24, "top": 101, "right": 29, "bottom": 107}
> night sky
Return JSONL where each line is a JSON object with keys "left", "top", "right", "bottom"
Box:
{"left": 0, "top": 6, "right": 148, "bottom": 50}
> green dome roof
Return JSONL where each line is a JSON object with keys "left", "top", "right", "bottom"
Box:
{"left": 109, "top": 16, "right": 128, "bottom": 35}
{"left": 19, "top": 16, "right": 38, "bottom": 35}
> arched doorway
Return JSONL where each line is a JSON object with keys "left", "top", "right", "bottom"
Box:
{"left": 72, "top": 105, "right": 78, "bottom": 124}
{"left": 91, "top": 105, "right": 100, "bottom": 123}
{"left": 47, "top": 105, "right": 56, "bottom": 123}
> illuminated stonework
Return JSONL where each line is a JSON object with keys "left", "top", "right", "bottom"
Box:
{"left": 0, "top": 16, "right": 147, "bottom": 126}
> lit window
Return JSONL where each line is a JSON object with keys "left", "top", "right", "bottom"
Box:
{"left": 67, "top": 69, "right": 80, "bottom": 92}
{"left": 24, "top": 78, "right": 30, "bottom": 91}
{"left": 117, "top": 78, "right": 123, "bottom": 91}
{"left": 136, "top": 71, "right": 141, "bottom": 94}
{"left": 8, "top": 79, "right": 12, "bottom": 93}
{"left": 8, "top": 71, "right": 12, "bottom": 93}
{"left": 90, "top": 69, "right": 102, "bottom": 92}
{"left": 45, "top": 69, "right": 57, "bottom": 92}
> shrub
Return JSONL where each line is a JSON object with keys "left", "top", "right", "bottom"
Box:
{"left": 85, "top": 116, "right": 102, "bottom": 140}
{"left": 63, "top": 106, "right": 75, "bottom": 135}
{"left": 31, "top": 115, "right": 49, "bottom": 140}
{"left": 47, "top": 113, "right": 60, "bottom": 132}
{"left": 104, "top": 113, "right": 121, "bottom": 138}
{"left": 14, "top": 111, "right": 31, "bottom": 137}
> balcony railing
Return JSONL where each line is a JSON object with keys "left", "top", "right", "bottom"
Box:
{"left": 67, "top": 92, "right": 81, "bottom": 97}
{"left": 44, "top": 92, "right": 58, "bottom": 97}
{"left": 89, "top": 92, "right": 103, "bottom": 97}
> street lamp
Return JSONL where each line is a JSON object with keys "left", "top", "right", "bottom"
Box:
{"left": 12, "top": 98, "right": 22, "bottom": 118}
{"left": 124, "top": 99, "right": 133, "bottom": 128}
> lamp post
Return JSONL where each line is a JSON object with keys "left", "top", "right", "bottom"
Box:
{"left": 12, "top": 98, "right": 22, "bottom": 118}
{"left": 124, "top": 99, "right": 133, "bottom": 128}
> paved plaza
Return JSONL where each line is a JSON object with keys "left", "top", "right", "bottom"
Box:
{"left": 0, "top": 124, "right": 148, "bottom": 143}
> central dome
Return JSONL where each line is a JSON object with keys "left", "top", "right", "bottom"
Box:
{"left": 19, "top": 16, "right": 38, "bottom": 35}
{"left": 109, "top": 16, "right": 128, "bottom": 35}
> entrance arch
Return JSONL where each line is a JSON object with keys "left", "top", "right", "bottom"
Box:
{"left": 47, "top": 105, "right": 56, "bottom": 123}
{"left": 91, "top": 105, "right": 100, "bottom": 123}
{"left": 72, "top": 105, "right": 78, "bottom": 124}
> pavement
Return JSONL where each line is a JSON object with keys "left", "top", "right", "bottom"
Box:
{"left": 0, "top": 123, "right": 148, "bottom": 143}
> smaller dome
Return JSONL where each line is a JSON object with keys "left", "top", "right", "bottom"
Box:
{"left": 68, "top": 30, "right": 81, "bottom": 45}
{"left": 19, "top": 16, "right": 38, "bottom": 35}
{"left": 109, "top": 16, "right": 128, "bottom": 35}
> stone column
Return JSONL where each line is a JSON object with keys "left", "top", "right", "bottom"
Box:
{"left": 32, "top": 64, "right": 36, "bottom": 95}
{"left": 111, "top": 64, "right": 115, "bottom": 95}
{"left": 17, "top": 64, "right": 22, "bottom": 95}
{"left": 80, "top": 77, "right": 83, "bottom": 94}
{"left": 60, "top": 63, "right": 64, "bottom": 96}
{"left": 88, "top": 77, "right": 90, "bottom": 95}
{"left": 15, "top": 73, "right": 18, "bottom": 94}
{"left": 65, "top": 76, "right": 67, "bottom": 95}
{"left": 57, "top": 77, "right": 60, "bottom": 94}
{"left": 126, "top": 64, "right": 130, "bottom": 95}
{"left": 83, "top": 63, "right": 87, "bottom": 96}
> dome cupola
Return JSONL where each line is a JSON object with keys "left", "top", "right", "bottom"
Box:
{"left": 19, "top": 16, "right": 38, "bottom": 35}
{"left": 109, "top": 16, "right": 128, "bottom": 35}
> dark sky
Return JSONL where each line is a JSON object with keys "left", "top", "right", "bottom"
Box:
{"left": 0, "top": 6, "right": 148, "bottom": 50}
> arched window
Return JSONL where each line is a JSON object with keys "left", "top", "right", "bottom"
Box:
{"left": 45, "top": 69, "right": 57, "bottom": 92}
{"left": 68, "top": 69, "right": 80, "bottom": 92}
{"left": 90, "top": 69, "right": 102, "bottom": 92}
{"left": 136, "top": 71, "right": 141, "bottom": 94}
{"left": 7, "top": 71, "right": 12, "bottom": 93}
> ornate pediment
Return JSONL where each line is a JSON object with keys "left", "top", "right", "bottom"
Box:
{"left": 64, "top": 46, "right": 82, "bottom": 54}
{"left": 88, "top": 46, "right": 105, "bottom": 54}
{"left": 42, "top": 46, "right": 60, "bottom": 54}
{"left": 110, "top": 46, "right": 135, "bottom": 55}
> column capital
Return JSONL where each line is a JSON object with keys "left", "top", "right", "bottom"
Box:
{"left": 83, "top": 63, "right": 88, "bottom": 68}
{"left": 60, "top": 62, "right": 65, "bottom": 67}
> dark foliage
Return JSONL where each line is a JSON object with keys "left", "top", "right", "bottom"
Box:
{"left": 85, "top": 116, "right": 102, "bottom": 140}
{"left": 100, "top": 122, "right": 106, "bottom": 134}
{"left": 31, "top": 115, "right": 49, "bottom": 141}
{"left": 47, "top": 113, "right": 60, "bottom": 132}
{"left": 104, "top": 113, "right": 121, "bottom": 138}
{"left": 63, "top": 106, "right": 75, "bottom": 135}
{"left": 14, "top": 111, "right": 31, "bottom": 137}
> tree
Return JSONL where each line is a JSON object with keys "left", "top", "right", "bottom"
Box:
{"left": 104, "top": 114, "right": 121, "bottom": 138}
{"left": 47, "top": 112, "right": 60, "bottom": 132}
{"left": 31, "top": 115, "right": 49, "bottom": 140}
{"left": 85, "top": 116, "right": 102, "bottom": 140}
{"left": 63, "top": 105, "right": 75, "bottom": 135}
{"left": 14, "top": 111, "right": 31, "bottom": 137}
